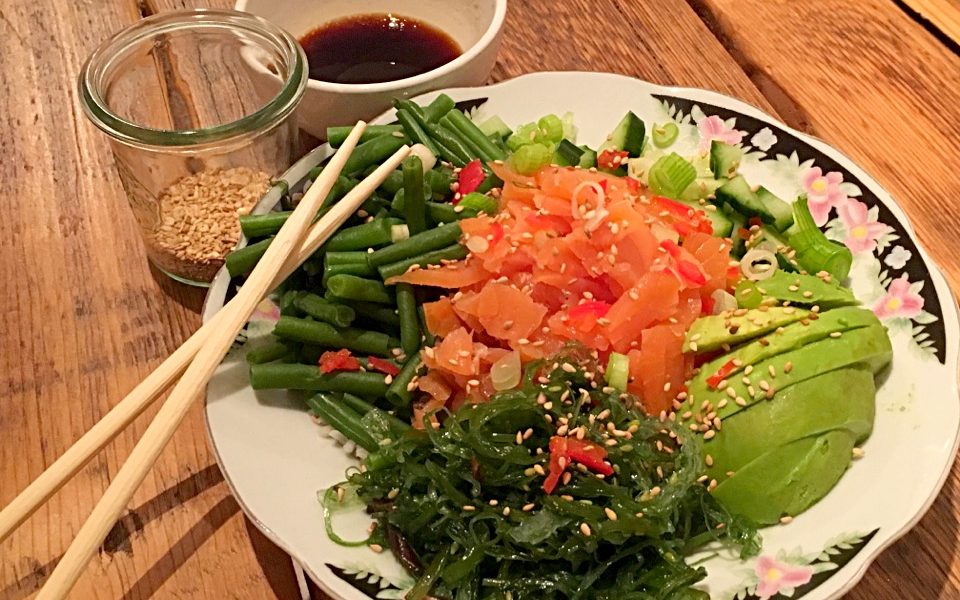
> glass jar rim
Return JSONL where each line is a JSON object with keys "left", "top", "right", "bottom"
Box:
{"left": 78, "top": 9, "right": 307, "bottom": 148}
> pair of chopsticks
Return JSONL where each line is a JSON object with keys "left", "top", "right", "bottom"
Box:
{"left": 0, "top": 122, "right": 410, "bottom": 599}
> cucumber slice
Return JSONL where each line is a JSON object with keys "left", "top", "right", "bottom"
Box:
{"left": 478, "top": 115, "right": 512, "bottom": 139}
{"left": 554, "top": 139, "right": 584, "bottom": 167}
{"left": 722, "top": 205, "right": 747, "bottom": 256}
{"left": 675, "top": 198, "right": 734, "bottom": 238}
{"left": 755, "top": 186, "right": 795, "bottom": 231}
{"left": 709, "top": 141, "right": 743, "bottom": 179}
{"left": 715, "top": 175, "right": 768, "bottom": 221}
{"left": 578, "top": 146, "right": 597, "bottom": 169}
{"left": 599, "top": 111, "right": 646, "bottom": 156}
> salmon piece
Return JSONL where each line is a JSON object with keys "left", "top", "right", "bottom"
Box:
{"left": 429, "top": 327, "right": 478, "bottom": 376}
{"left": 423, "top": 297, "right": 463, "bottom": 338}
{"left": 387, "top": 262, "right": 490, "bottom": 288}
{"left": 454, "top": 281, "right": 547, "bottom": 342}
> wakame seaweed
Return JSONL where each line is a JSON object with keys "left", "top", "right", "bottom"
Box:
{"left": 335, "top": 348, "right": 760, "bottom": 599}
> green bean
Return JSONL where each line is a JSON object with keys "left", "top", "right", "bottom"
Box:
{"left": 423, "top": 94, "right": 455, "bottom": 123}
{"left": 326, "top": 124, "right": 403, "bottom": 148}
{"left": 324, "top": 251, "right": 370, "bottom": 266}
{"left": 359, "top": 196, "right": 392, "bottom": 217}
{"left": 402, "top": 155, "right": 427, "bottom": 235}
{"left": 306, "top": 392, "right": 378, "bottom": 452}
{"left": 322, "top": 262, "right": 377, "bottom": 285}
{"left": 352, "top": 301, "right": 401, "bottom": 326}
{"left": 293, "top": 292, "right": 355, "bottom": 327}
{"left": 426, "top": 202, "right": 477, "bottom": 224}
{"left": 474, "top": 172, "right": 504, "bottom": 194}
{"left": 342, "top": 133, "right": 409, "bottom": 175}
{"left": 378, "top": 244, "right": 468, "bottom": 281}
{"left": 273, "top": 316, "right": 399, "bottom": 356}
{"left": 319, "top": 176, "right": 358, "bottom": 209}
{"left": 378, "top": 170, "right": 404, "bottom": 196}
{"left": 439, "top": 114, "right": 489, "bottom": 162}
{"left": 225, "top": 236, "right": 272, "bottom": 277}
{"left": 417, "top": 305, "right": 436, "bottom": 346}
{"left": 245, "top": 341, "right": 292, "bottom": 365}
{"left": 386, "top": 354, "right": 424, "bottom": 407}
{"left": 326, "top": 218, "right": 394, "bottom": 251}
{"left": 326, "top": 274, "right": 395, "bottom": 304}
{"left": 280, "top": 289, "right": 301, "bottom": 316}
{"left": 444, "top": 109, "right": 507, "bottom": 161}
{"left": 396, "top": 283, "right": 421, "bottom": 357}
{"left": 250, "top": 363, "right": 390, "bottom": 395}
{"left": 239, "top": 212, "right": 290, "bottom": 239}
{"left": 395, "top": 108, "right": 441, "bottom": 158}
{"left": 367, "top": 222, "right": 462, "bottom": 268}
{"left": 424, "top": 121, "right": 472, "bottom": 165}
{"left": 424, "top": 168, "right": 453, "bottom": 200}
{"left": 342, "top": 393, "right": 410, "bottom": 431}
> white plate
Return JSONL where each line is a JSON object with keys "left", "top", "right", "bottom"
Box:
{"left": 203, "top": 72, "right": 960, "bottom": 600}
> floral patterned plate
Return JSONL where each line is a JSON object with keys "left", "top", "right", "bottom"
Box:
{"left": 203, "top": 72, "right": 960, "bottom": 600}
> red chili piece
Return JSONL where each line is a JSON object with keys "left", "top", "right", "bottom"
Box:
{"left": 457, "top": 159, "right": 485, "bottom": 196}
{"left": 367, "top": 356, "right": 400, "bottom": 376}
{"left": 319, "top": 349, "right": 362, "bottom": 374}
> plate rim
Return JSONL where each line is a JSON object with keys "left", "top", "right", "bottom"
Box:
{"left": 202, "top": 70, "right": 960, "bottom": 600}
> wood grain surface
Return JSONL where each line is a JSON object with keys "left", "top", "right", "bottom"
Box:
{"left": 0, "top": 0, "right": 957, "bottom": 598}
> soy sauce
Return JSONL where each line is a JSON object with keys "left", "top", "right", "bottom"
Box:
{"left": 300, "top": 14, "right": 462, "bottom": 84}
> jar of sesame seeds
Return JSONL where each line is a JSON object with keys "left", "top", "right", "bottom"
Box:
{"left": 79, "top": 9, "right": 307, "bottom": 285}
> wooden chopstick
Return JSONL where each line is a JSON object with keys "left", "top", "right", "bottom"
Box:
{"left": 0, "top": 142, "right": 410, "bottom": 545}
{"left": 30, "top": 125, "right": 402, "bottom": 600}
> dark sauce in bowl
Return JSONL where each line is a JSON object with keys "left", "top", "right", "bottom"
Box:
{"left": 300, "top": 14, "right": 462, "bottom": 84}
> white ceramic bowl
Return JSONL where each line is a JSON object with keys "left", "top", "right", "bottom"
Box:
{"left": 234, "top": 0, "right": 507, "bottom": 139}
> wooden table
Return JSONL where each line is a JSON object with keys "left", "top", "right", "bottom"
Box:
{"left": 1, "top": 0, "right": 958, "bottom": 598}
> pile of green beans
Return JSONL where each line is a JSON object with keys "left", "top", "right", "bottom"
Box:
{"left": 234, "top": 93, "right": 510, "bottom": 425}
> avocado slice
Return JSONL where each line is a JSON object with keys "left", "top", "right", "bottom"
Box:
{"left": 684, "top": 306, "right": 810, "bottom": 352}
{"left": 712, "top": 429, "right": 857, "bottom": 525}
{"left": 682, "top": 323, "right": 892, "bottom": 424}
{"left": 736, "top": 270, "right": 857, "bottom": 310}
{"left": 704, "top": 367, "right": 875, "bottom": 481}
{"left": 689, "top": 306, "right": 880, "bottom": 392}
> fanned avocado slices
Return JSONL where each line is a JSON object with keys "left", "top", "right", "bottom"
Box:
{"left": 684, "top": 306, "right": 810, "bottom": 352}
{"left": 683, "top": 323, "right": 892, "bottom": 425}
{"left": 735, "top": 270, "right": 858, "bottom": 310}
{"left": 704, "top": 367, "right": 875, "bottom": 482}
{"left": 712, "top": 430, "right": 857, "bottom": 526}
{"left": 689, "top": 306, "right": 881, "bottom": 393}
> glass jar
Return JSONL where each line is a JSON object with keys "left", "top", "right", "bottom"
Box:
{"left": 79, "top": 9, "right": 307, "bottom": 285}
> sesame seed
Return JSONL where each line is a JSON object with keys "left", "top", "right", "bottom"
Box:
{"left": 370, "top": 544, "right": 384, "bottom": 553}
{"left": 605, "top": 438, "right": 618, "bottom": 446}
{"left": 830, "top": 331, "right": 842, "bottom": 338}
{"left": 604, "top": 507, "right": 618, "bottom": 521}
{"left": 580, "top": 523, "right": 592, "bottom": 536}
{"left": 783, "top": 361, "right": 793, "bottom": 373}
{"left": 726, "top": 387, "right": 737, "bottom": 398}
{"left": 768, "top": 365, "right": 777, "bottom": 377}
{"left": 717, "top": 399, "right": 728, "bottom": 409}
{"left": 463, "top": 504, "right": 476, "bottom": 512}
{"left": 522, "top": 503, "right": 535, "bottom": 512}
{"left": 556, "top": 425, "right": 569, "bottom": 436}
{"left": 502, "top": 506, "right": 511, "bottom": 516}
{"left": 705, "top": 454, "right": 714, "bottom": 467}
{"left": 523, "top": 428, "right": 534, "bottom": 440}
{"left": 780, "top": 516, "right": 794, "bottom": 524}
{"left": 735, "top": 397, "right": 747, "bottom": 407}
{"left": 703, "top": 430, "right": 716, "bottom": 440}
{"left": 543, "top": 401, "right": 553, "bottom": 410}
{"left": 852, "top": 447, "right": 865, "bottom": 459}
{"left": 561, "top": 362, "right": 577, "bottom": 373}
{"left": 533, "top": 464, "right": 546, "bottom": 476}
{"left": 387, "top": 488, "right": 399, "bottom": 500}
{"left": 744, "top": 365, "right": 754, "bottom": 375}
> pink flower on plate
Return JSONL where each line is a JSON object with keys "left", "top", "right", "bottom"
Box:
{"left": 837, "top": 199, "right": 890, "bottom": 254}
{"left": 250, "top": 298, "right": 281, "bottom": 323}
{"left": 874, "top": 274, "right": 924, "bottom": 320}
{"left": 802, "top": 167, "right": 847, "bottom": 226}
{"left": 697, "top": 115, "right": 745, "bottom": 153}
{"left": 755, "top": 556, "right": 813, "bottom": 600}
